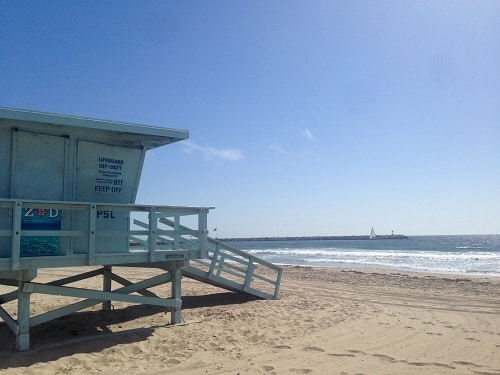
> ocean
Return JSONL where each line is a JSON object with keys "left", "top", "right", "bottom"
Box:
{"left": 228, "top": 235, "right": 500, "bottom": 276}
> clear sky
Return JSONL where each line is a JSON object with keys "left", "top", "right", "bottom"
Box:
{"left": 1, "top": 1, "right": 499, "bottom": 237}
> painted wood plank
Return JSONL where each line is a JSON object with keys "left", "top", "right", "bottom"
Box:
{"left": 24, "top": 282, "right": 181, "bottom": 308}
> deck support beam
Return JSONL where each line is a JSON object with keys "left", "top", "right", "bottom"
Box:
{"left": 17, "top": 281, "right": 30, "bottom": 351}
{"left": 102, "top": 265, "right": 112, "bottom": 311}
{"left": 0, "top": 265, "right": 185, "bottom": 351}
{"left": 171, "top": 268, "right": 182, "bottom": 324}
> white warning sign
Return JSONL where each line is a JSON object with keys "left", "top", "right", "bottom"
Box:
{"left": 94, "top": 157, "right": 124, "bottom": 194}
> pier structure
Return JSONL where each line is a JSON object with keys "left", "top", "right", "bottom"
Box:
{"left": 0, "top": 108, "right": 281, "bottom": 351}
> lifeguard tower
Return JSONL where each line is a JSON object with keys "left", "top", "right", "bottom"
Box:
{"left": 0, "top": 108, "right": 282, "bottom": 351}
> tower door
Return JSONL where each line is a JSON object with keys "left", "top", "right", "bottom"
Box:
{"left": 11, "top": 130, "right": 66, "bottom": 256}
{"left": 11, "top": 130, "right": 66, "bottom": 200}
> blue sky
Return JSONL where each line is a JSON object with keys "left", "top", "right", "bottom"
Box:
{"left": 1, "top": 1, "right": 499, "bottom": 236}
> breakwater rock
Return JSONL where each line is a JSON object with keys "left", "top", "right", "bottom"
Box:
{"left": 221, "top": 234, "right": 409, "bottom": 242}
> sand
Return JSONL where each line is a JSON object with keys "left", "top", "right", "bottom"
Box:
{"left": 0, "top": 265, "right": 499, "bottom": 374}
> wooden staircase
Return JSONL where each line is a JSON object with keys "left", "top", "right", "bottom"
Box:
{"left": 151, "top": 218, "right": 282, "bottom": 300}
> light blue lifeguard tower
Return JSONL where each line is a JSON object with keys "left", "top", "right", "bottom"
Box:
{"left": 0, "top": 107, "right": 282, "bottom": 351}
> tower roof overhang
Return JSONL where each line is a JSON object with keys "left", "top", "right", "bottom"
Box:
{"left": 0, "top": 107, "right": 188, "bottom": 149}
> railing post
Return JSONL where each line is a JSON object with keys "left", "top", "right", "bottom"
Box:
{"left": 88, "top": 204, "right": 96, "bottom": 265}
{"left": 173, "top": 216, "right": 180, "bottom": 250}
{"left": 216, "top": 256, "right": 225, "bottom": 276}
{"left": 274, "top": 268, "right": 283, "bottom": 300}
{"left": 208, "top": 243, "right": 220, "bottom": 276}
{"left": 198, "top": 209, "right": 208, "bottom": 257}
{"left": 11, "top": 201, "right": 22, "bottom": 270}
{"left": 243, "top": 256, "right": 255, "bottom": 292}
{"left": 148, "top": 207, "right": 157, "bottom": 261}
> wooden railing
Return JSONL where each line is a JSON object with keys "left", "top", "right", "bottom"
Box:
{"left": 0, "top": 199, "right": 211, "bottom": 271}
{"left": 158, "top": 218, "right": 283, "bottom": 300}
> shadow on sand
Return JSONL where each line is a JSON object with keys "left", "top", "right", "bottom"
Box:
{"left": 0, "top": 291, "right": 259, "bottom": 369}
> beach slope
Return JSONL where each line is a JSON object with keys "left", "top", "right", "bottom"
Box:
{"left": 1, "top": 266, "right": 499, "bottom": 374}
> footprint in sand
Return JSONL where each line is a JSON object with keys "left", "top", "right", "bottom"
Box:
{"left": 453, "top": 361, "right": 481, "bottom": 368}
{"left": 372, "top": 354, "right": 397, "bottom": 363}
{"left": 407, "top": 361, "right": 455, "bottom": 369}
{"left": 328, "top": 353, "right": 355, "bottom": 357}
{"left": 274, "top": 345, "right": 292, "bottom": 349}
{"left": 290, "top": 369, "right": 312, "bottom": 374}
{"left": 347, "top": 349, "right": 367, "bottom": 355}
{"left": 465, "top": 337, "right": 479, "bottom": 341}
{"left": 171, "top": 351, "right": 187, "bottom": 357}
{"left": 302, "top": 346, "right": 325, "bottom": 352}
{"left": 165, "top": 358, "right": 181, "bottom": 365}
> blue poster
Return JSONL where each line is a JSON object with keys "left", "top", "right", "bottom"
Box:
{"left": 21, "top": 208, "right": 61, "bottom": 256}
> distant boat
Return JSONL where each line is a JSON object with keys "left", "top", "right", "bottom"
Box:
{"left": 369, "top": 227, "right": 376, "bottom": 239}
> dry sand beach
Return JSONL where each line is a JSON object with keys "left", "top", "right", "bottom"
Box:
{"left": 1, "top": 265, "right": 499, "bottom": 374}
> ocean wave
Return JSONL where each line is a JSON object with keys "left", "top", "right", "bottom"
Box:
{"left": 247, "top": 248, "right": 500, "bottom": 275}
{"left": 300, "top": 257, "right": 500, "bottom": 276}
{"left": 248, "top": 248, "right": 499, "bottom": 260}
{"left": 238, "top": 236, "right": 500, "bottom": 275}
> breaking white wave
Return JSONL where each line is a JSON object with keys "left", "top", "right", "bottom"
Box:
{"left": 236, "top": 236, "right": 500, "bottom": 276}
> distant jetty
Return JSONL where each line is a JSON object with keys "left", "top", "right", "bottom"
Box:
{"left": 221, "top": 234, "right": 409, "bottom": 242}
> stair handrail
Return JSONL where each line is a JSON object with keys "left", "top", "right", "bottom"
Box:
{"left": 159, "top": 217, "right": 282, "bottom": 299}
